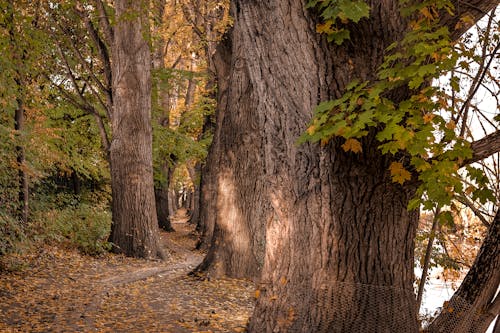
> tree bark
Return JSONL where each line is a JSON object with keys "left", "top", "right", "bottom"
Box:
{"left": 195, "top": 32, "right": 232, "bottom": 251}
{"left": 109, "top": 0, "right": 164, "bottom": 259}
{"left": 202, "top": 0, "right": 417, "bottom": 329}
{"left": 200, "top": 0, "right": 498, "bottom": 331}
{"left": 426, "top": 210, "right": 500, "bottom": 333}
{"left": 155, "top": 164, "right": 174, "bottom": 232}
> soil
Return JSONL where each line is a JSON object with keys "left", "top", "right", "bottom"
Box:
{"left": 0, "top": 209, "right": 255, "bottom": 332}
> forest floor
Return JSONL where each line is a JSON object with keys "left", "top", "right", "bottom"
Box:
{"left": 0, "top": 209, "right": 255, "bottom": 332}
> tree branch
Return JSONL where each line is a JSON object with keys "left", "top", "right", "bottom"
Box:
{"left": 464, "top": 130, "right": 500, "bottom": 165}
{"left": 93, "top": 0, "right": 113, "bottom": 46}
{"left": 440, "top": 2, "right": 499, "bottom": 41}
{"left": 74, "top": 1, "right": 113, "bottom": 116}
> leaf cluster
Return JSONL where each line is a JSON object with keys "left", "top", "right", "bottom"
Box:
{"left": 302, "top": 0, "right": 496, "bottom": 212}
{"left": 307, "top": 0, "right": 370, "bottom": 44}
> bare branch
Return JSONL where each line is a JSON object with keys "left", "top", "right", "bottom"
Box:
{"left": 464, "top": 130, "right": 500, "bottom": 165}
{"left": 74, "top": 1, "right": 113, "bottom": 113}
{"left": 93, "top": 0, "right": 113, "bottom": 45}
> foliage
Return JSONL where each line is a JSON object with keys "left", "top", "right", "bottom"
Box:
{"left": 306, "top": 0, "right": 370, "bottom": 44}
{"left": 302, "top": 0, "right": 498, "bottom": 213}
{"left": 0, "top": 210, "right": 26, "bottom": 257}
{"left": 31, "top": 200, "right": 111, "bottom": 256}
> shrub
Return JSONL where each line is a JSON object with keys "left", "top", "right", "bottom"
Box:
{"left": 0, "top": 210, "right": 25, "bottom": 256}
{"left": 31, "top": 204, "right": 111, "bottom": 256}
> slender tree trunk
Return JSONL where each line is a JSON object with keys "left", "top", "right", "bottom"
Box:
{"left": 155, "top": 164, "right": 174, "bottom": 232}
{"left": 108, "top": 0, "right": 164, "bottom": 259}
{"left": 417, "top": 209, "right": 441, "bottom": 310}
{"left": 14, "top": 98, "right": 28, "bottom": 224}
{"left": 7, "top": 0, "right": 29, "bottom": 225}
{"left": 187, "top": 164, "right": 201, "bottom": 225}
{"left": 426, "top": 210, "right": 499, "bottom": 333}
{"left": 71, "top": 169, "right": 81, "bottom": 195}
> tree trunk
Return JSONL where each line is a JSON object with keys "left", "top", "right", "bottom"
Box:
{"left": 426, "top": 210, "right": 499, "bottom": 333}
{"left": 7, "top": 0, "right": 29, "bottom": 225}
{"left": 155, "top": 164, "right": 174, "bottom": 232}
{"left": 202, "top": 0, "right": 420, "bottom": 329}
{"left": 201, "top": 0, "right": 497, "bottom": 331}
{"left": 109, "top": 0, "right": 164, "bottom": 259}
{"left": 195, "top": 32, "right": 232, "bottom": 251}
{"left": 187, "top": 164, "right": 200, "bottom": 225}
{"left": 14, "top": 98, "right": 28, "bottom": 225}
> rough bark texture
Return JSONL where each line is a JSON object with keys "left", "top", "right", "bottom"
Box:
{"left": 200, "top": 0, "right": 499, "bottom": 331}
{"left": 426, "top": 210, "right": 500, "bottom": 333}
{"left": 202, "top": 1, "right": 421, "bottom": 327}
{"left": 195, "top": 33, "right": 232, "bottom": 252}
{"left": 109, "top": 0, "right": 163, "bottom": 259}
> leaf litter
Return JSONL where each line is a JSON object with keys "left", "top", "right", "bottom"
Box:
{"left": 0, "top": 210, "right": 255, "bottom": 332}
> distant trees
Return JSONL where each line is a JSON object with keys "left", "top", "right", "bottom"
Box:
{"left": 198, "top": 0, "right": 500, "bottom": 332}
{"left": 37, "top": 0, "right": 213, "bottom": 258}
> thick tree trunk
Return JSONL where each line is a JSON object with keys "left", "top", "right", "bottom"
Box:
{"left": 202, "top": 0, "right": 420, "bottom": 330}
{"left": 426, "top": 210, "right": 499, "bottom": 333}
{"left": 202, "top": 0, "right": 497, "bottom": 331}
{"left": 109, "top": 0, "right": 164, "bottom": 259}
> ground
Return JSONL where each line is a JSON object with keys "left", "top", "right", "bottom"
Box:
{"left": 0, "top": 209, "right": 255, "bottom": 333}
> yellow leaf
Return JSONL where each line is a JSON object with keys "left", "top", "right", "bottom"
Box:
{"left": 420, "top": 6, "right": 436, "bottom": 20}
{"left": 316, "top": 21, "right": 334, "bottom": 34}
{"left": 280, "top": 277, "right": 287, "bottom": 285}
{"left": 307, "top": 125, "right": 316, "bottom": 135}
{"left": 423, "top": 113, "right": 435, "bottom": 124}
{"left": 445, "top": 120, "right": 456, "bottom": 130}
{"left": 341, "top": 138, "right": 362, "bottom": 153}
{"left": 254, "top": 289, "right": 261, "bottom": 299}
{"left": 389, "top": 162, "right": 412, "bottom": 185}
{"left": 465, "top": 186, "right": 475, "bottom": 195}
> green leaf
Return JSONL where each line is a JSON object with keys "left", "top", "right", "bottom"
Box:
{"left": 338, "top": 0, "right": 370, "bottom": 23}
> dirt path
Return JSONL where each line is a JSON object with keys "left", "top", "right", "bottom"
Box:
{"left": 0, "top": 209, "right": 255, "bottom": 332}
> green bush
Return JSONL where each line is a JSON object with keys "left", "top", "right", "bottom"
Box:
{"left": 0, "top": 210, "right": 26, "bottom": 256}
{"left": 31, "top": 204, "right": 111, "bottom": 256}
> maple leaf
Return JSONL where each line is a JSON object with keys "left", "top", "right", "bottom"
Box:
{"left": 389, "top": 161, "right": 412, "bottom": 184}
{"left": 423, "top": 113, "right": 435, "bottom": 124}
{"left": 316, "top": 21, "right": 334, "bottom": 34}
{"left": 341, "top": 138, "right": 362, "bottom": 153}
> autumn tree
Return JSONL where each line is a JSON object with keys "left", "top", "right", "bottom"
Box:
{"left": 199, "top": 0, "right": 500, "bottom": 332}
{"left": 105, "top": 0, "right": 164, "bottom": 259}
{"left": 0, "top": 0, "right": 47, "bottom": 224}
{"left": 151, "top": 0, "right": 224, "bottom": 232}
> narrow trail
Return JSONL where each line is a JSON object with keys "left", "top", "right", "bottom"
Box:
{"left": 0, "top": 209, "right": 255, "bottom": 332}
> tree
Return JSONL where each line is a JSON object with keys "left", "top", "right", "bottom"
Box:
{"left": 107, "top": 0, "right": 164, "bottom": 259}
{"left": 199, "top": 0, "right": 500, "bottom": 332}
